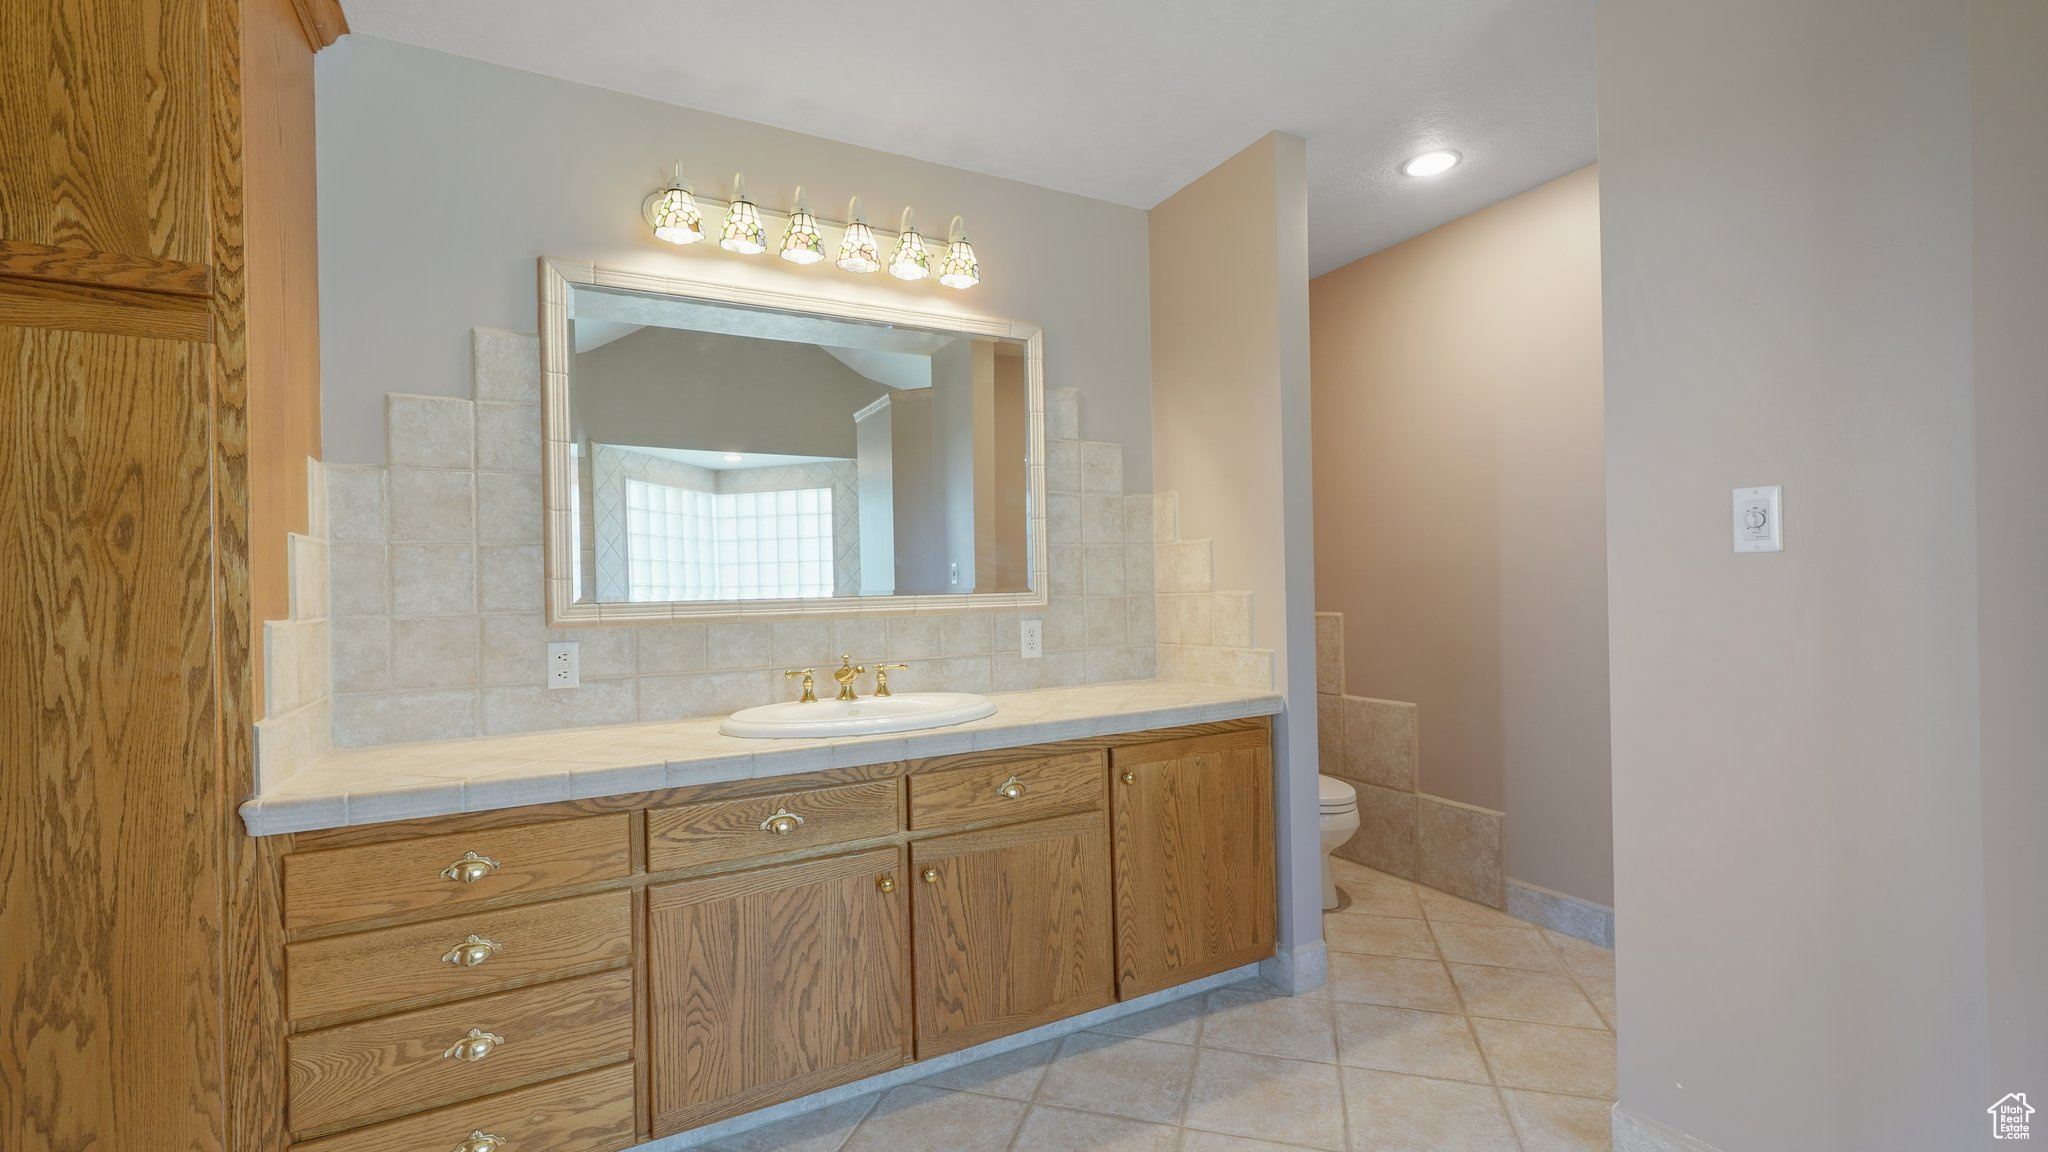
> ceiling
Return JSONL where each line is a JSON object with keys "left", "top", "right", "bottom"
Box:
{"left": 340, "top": 0, "right": 1596, "bottom": 276}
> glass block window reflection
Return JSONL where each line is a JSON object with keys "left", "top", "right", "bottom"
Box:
{"left": 624, "top": 480, "right": 834, "bottom": 602}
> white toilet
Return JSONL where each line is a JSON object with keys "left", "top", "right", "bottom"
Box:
{"left": 1318, "top": 774, "right": 1361, "bottom": 910}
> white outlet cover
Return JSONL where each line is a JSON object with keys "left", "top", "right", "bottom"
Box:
{"left": 1019, "top": 619, "right": 1043, "bottom": 659}
{"left": 1733, "top": 485, "right": 1783, "bottom": 553}
{"left": 547, "top": 640, "right": 581, "bottom": 688}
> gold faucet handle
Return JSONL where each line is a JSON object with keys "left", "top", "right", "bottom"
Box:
{"left": 873, "top": 663, "right": 909, "bottom": 697}
{"left": 784, "top": 668, "right": 816, "bottom": 703}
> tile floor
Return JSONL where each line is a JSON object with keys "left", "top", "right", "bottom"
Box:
{"left": 697, "top": 859, "right": 1615, "bottom": 1152}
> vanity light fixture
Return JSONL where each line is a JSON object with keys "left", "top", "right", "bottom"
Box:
{"left": 888, "top": 207, "right": 931, "bottom": 281}
{"left": 644, "top": 162, "right": 704, "bottom": 244}
{"left": 837, "top": 197, "right": 882, "bottom": 273}
{"left": 1401, "top": 150, "right": 1461, "bottom": 177}
{"left": 723, "top": 453, "right": 744, "bottom": 462}
{"left": 719, "top": 174, "right": 768, "bottom": 254}
{"left": 779, "top": 185, "right": 826, "bottom": 265}
{"left": 938, "top": 216, "right": 980, "bottom": 290}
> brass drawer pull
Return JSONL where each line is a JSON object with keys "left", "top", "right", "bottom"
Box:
{"left": 876, "top": 875, "right": 896, "bottom": 894}
{"left": 441, "top": 851, "right": 500, "bottom": 884}
{"left": 451, "top": 1131, "right": 507, "bottom": 1152}
{"left": 442, "top": 1028, "right": 505, "bottom": 1062}
{"left": 441, "top": 934, "right": 502, "bottom": 968}
{"left": 921, "top": 867, "right": 940, "bottom": 884}
{"left": 994, "top": 775, "right": 1027, "bottom": 800}
{"left": 760, "top": 807, "right": 805, "bottom": 835}
{"left": 1121, "top": 771, "right": 1136, "bottom": 785}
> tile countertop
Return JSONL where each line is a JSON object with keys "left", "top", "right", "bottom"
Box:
{"left": 241, "top": 679, "right": 1285, "bottom": 836}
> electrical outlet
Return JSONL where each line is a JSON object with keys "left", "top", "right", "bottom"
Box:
{"left": 1020, "top": 619, "right": 1043, "bottom": 659}
{"left": 547, "top": 641, "right": 580, "bottom": 689}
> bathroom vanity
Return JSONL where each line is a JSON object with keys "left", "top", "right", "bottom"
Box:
{"left": 249, "top": 696, "right": 1276, "bottom": 1150}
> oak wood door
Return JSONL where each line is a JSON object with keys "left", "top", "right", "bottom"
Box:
{"left": 1110, "top": 728, "right": 1276, "bottom": 999}
{"left": 910, "top": 811, "right": 1113, "bottom": 1058}
{"left": 646, "top": 847, "right": 909, "bottom": 1136}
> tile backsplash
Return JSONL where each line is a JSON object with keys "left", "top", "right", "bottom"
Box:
{"left": 318, "top": 329, "right": 1164, "bottom": 748}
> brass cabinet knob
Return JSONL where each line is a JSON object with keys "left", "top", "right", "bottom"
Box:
{"left": 451, "top": 1131, "right": 506, "bottom": 1152}
{"left": 1121, "top": 771, "right": 1136, "bottom": 785}
{"left": 759, "top": 807, "right": 805, "bottom": 835}
{"left": 441, "top": 851, "right": 500, "bottom": 885}
{"left": 442, "top": 1028, "right": 505, "bottom": 1062}
{"left": 994, "top": 775, "right": 1027, "bottom": 800}
{"left": 441, "top": 934, "right": 502, "bottom": 968}
{"left": 876, "top": 875, "right": 896, "bottom": 894}
{"left": 921, "top": 867, "right": 940, "bottom": 884}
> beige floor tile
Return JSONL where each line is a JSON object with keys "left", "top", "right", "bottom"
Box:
{"left": 1183, "top": 1048, "right": 1349, "bottom": 1151}
{"left": 1575, "top": 973, "right": 1617, "bottom": 1029}
{"left": 1324, "top": 913, "right": 1439, "bottom": 960}
{"left": 918, "top": 1037, "right": 1058, "bottom": 1099}
{"left": 1179, "top": 1132, "right": 1330, "bottom": 1152}
{"left": 840, "top": 1085, "right": 1025, "bottom": 1152}
{"left": 1341, "top": 1068, "right": 1520, "bottom": 1152}
{"left": 1448, "top": 964, "right": 1606, "bottom": 1028}
{"left": 1333, "top": 1003, "right": 1491, "bottom": 1083}
{"left": 1327, "top": 954, "right": 1461, "bottom": 1013}
{"left": 1090, "top": 994, "right": 1204, "bottom": 1045}
{"left": 1200, "top": 987, "right": 1337, "bottom": 1062}
{"left": 1331, "top": 861, "right": 1425, "bottom": 918}
{"left": 1544, "top": 930, "right": 1617, "bottom": 978}
{"left": 1034, "top": 1031, "right": 1196, "bottom": 1124}
{"left": 1504, "top": 1089, "right": 1615, "bottom": 1151}
{"left": 1009, "top": 1104, "right": 1180, "bottom": 1151}
{"left": 1417, "top": 886, "right": 1527, "bottom": 928}
{"left": 1469, "top": 1019, "right": 1617, "bottom": 1098}
{"left": 1430, "top": 923, "right": 1561, "bottom": 971}
{"left": 702, "top": 1093, "right": 878, "bottom": 1151}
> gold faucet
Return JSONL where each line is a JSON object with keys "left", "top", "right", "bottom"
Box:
{"left": 784, "top": 668, "right": 816, "bottom": 703}
{"left": 831, "top": 654, "right": 865, "bottom": 701}
{"left": 873, "top": 663, "right": 909, "bottom": 697}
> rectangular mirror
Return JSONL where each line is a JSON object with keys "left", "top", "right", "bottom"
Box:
{"left": 540, "top": 258, "right": 1047, "bottom": 623}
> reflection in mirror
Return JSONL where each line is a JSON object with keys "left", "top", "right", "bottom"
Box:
{"left": 563, "top": 283, "right": 1035, "bottom": 606}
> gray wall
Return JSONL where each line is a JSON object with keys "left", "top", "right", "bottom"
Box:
{"left": 314, "top": 36, "right": 1153, "bottom": 485}
{"left": 1600, "top": 1, "right": 2044, "bottom": 1147}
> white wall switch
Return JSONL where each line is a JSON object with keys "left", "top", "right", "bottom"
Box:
{"left": 1733, "top": 485, "right": 1783, "bottom": 552}
{"left": 547, "top": 641, "right": 580, "bottom": 688}
{"left": 1019, "top": 619, "right": 1043, "bottom": 659}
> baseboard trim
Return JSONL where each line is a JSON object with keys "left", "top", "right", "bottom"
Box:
{"left": 1259, "top": 941, "right": 1328, "bottom": 995}
{"left": 1507, "top": 878, "right": 1615, "bottom": 947}
{"left": 1612, "top": 1104, "right": 1727, "bottom": 1152}
{"left": 644, "top": 961, "right": 1264, "bottom": 1149}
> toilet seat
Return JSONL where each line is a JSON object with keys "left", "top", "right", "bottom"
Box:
{"left": 1317, "top": 774, "right": 1358, "bottom": 814}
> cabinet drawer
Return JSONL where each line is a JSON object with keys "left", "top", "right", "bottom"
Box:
{"left": 290, "top": 1063, "right": 636, "bottom": 1152}
{"left": 646, "top": 779, "right": 900, "bottom": 873}
{"left": 907, "top": 751, "right": 1106, "bottom": 830}
{"left": 287, "top": 890, "right": 633, "bottom": 1024}
{"left": 284, "top": 815, "right": 632, "bottom": 932}
{"left": 287, "top": 968, "right": 635, "bottom": 1136}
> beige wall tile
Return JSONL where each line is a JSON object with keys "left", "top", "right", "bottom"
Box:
{"left": 476, "top": 544, "right": 542, "bottom": 613}
{"left": 476, "top": 471, "right": 541, "bottom": 544}
{"left": 1156, "top": 594, "right": 1182, "bottom": 645}
{"left": 288, "top": 534, "right": 329, "bottom": 620}
{"left": 704, "top": 621, "right": 772, "bottom": 670}
{"left": 1050, "top": 546, "right": 1083, "bottom": 598}
{"left": 637, "top": 669, "right": 778, "bottom": 721}
{"left": 390, "top": 615, "right": 480, "bottom": 689}
{"left": 1152, "top": 491, "right": 1178, "bottom": 544}
{"left": 1416, "top": 794, "right": 1506, "bottom": 908}
{"left": 331, "top": 618, "right": 391, "bottom": 693}
{"left": 1123, "top": 494, "right": 1154, "bottom": 544}
{"left": 329, "top": 542, "right": 389, "bottom": 617}
{"left": 1126, "top": 595, "right": 1157, "bottom": 648}
{"left": 263, "top": 621, "right": 304, "bottom": 714}
{"left": 1343, "top": 696, "right": 1418, "bottom": 791}
{"left": 1047, "top": 493, "right": 1082, "bottom": 545}
{"left": 475, "top": 402, "right": 541, "bottom": 473}
{"left": 1315, "top": 612, "right": 1345, "bottom": 695}
{"left": 1046, "top": 440, "right": 1081, "bottom": 493}
{"left": 1082, "top": 493, "right": 1123, "bottom": 544}
{"left": 1084, "top": 545, "right": 1127, "bottom": 596}
{"left": 1124, "top": 543, "right": 1155, "bottom": 596}
{"left": 886, "top": 616, "right": 944, "bottom": 660}
{"left": 1046, "top": 386, "right": 1080, "bottom": 441}
{"left": 386, "top": 394, "right": 474, "bottom": 469}
{"left": 1086, "top": 595, "right": 1128, "bottom": 647}
{"left": 326, "top": 465, "right": 386, "bottom": 542}
{"left": 388, "top": 469, "right": 473, "bottom": 542}
{"left": 1080, "top": 441, "right": 1123, "bottom": 493}
{"left": 481, "top": 680, "right": 635, "bottom": 736}
{"left": 1212, "top": 592, "right": 1253, "bottom": 648}
{"left": 940, "top": 613, "right": 993, "bottom": 657}
{"left": 635, "top": 623, "right": 707, "bottom": 675}
{"left": 332, "top": 688, "right": 478, "bottom": 746}
{"left": 390, "top": 544, "right": 476, "bottom": 616}
{"left": 770, "top": 619, "right": 833, "bottom": 667}
{"left": 479, "top": 614, "right": 635, "bottom": 685}
{"left": 1318, "top": 694, "right": 1343, "bottom": 774}
{"left": 1336, "top": 782, "right": 1417, "bottom": 879}
{"left": 472, "top": 328, "right": 540, "bottom": 404}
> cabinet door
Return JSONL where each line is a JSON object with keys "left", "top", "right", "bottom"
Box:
{"left": 647, "top": 847, "right": 908, "bottom": 1136}
{"left": 911, "top": 811, "right": 1113, "bottom": 1058}
{"left": 1111, "top": 728, "right": 1276, "bottom": 999}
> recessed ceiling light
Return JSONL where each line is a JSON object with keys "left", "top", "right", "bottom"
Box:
{"left": 723, "top": 453, "right": 744, "bottom": 462}
{"left": 1401, "top": 150, "right": 1461, "bottom": 178}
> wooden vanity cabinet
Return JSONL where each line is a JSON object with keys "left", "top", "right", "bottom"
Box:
{"left": 646, "top": 846, "right": 911, "bottom": 1136}
{"left": 909, "top": 811, "right": 1114, "bottom": 1057}
{"left": 1110, "top": 728, "right": 1277, "bottom": 999}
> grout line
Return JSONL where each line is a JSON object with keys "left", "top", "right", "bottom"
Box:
{"left": 823, "top": 1091, "right": 881, "bottom": 1152}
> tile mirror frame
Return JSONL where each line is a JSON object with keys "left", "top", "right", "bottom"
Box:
{"left": 538, "top": 256, "right": 1050, "bottom": 626}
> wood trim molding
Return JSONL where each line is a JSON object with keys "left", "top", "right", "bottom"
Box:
{"left": 289, "top": 0, "right": 348, "bottom": 49}
{"left": 0, "top": 276, "right": 213, "bottom": 342}
{"left": 0, "top": 239, "right": 215, "bottom": 297}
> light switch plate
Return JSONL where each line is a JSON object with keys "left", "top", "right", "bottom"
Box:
{"left": 1733, "top": 485, "right": 1783, "bottom": 552}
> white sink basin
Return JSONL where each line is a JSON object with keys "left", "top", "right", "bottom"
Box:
{"left": 719, "top": 692, "right": 997, "bottom": 739}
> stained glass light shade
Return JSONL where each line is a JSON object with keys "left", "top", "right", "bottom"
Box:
{"left": 837, "top": 221, "right": 882, "bottom": 273}
{"left": 720, "top": 198, "right": 767, "bottom": 254}
{"left": 939, "top": 238, "right": 980, "bottom": 288}
{"left": 650, "top": 185, "right": 704, "bottom": 245}
{"left": 888, "top": 228, "right": 930, "bottom": 281}
{"left": 780, "top": 209, "right": 826, "bottom": 264}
